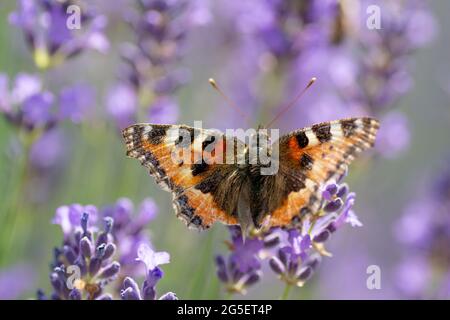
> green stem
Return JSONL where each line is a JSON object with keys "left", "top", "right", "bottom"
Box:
{"left": 280, "top": 283, "right": 292, "bottom": 300}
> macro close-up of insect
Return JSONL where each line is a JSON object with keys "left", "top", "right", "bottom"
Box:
{"left": 0, "top": 0, "right": 449, "bottom": 311}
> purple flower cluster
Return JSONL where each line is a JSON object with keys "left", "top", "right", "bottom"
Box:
{"left": 9, "top": 0, "right": 109, "bottom": 70}
{"left": 2, "top": 1, "right": 107, "bottom": 197}
{"left": 38, "top": 198, "right": 176, "bottom": 300}
{"left": 394, "top": 164, "right": 450, "bottom": 299}
{"left": 216, "top": 174, "right": 361, "bottom": 296}
{"left": 121, "top": 243, "right": 177, "bottom": 300}
{"left": 346, "top": 0, "right": 436, "bottom": 158}
{"left": 0, "top": 74, "right": 94, "bottom": 132}
{"left": 108, "top": 0, "right": 196, "bottom": 129}
{"left": 219, "top": 0, "right": 435, "bottom": 159}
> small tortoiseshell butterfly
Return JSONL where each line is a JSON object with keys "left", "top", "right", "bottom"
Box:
{"left": 122, "top": 117, "right": 379, "bottom": 232}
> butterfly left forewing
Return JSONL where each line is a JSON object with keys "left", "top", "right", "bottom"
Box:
{"left": 122, "top": 124, "right": 243, "bottom": 230}
{"left": 266, "top": 117, "right": 379, "bottom": 228}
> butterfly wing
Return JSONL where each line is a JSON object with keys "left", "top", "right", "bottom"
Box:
{"left": 265, "top": 117, "right": 379, "bottom": 228}
{"left": 122, "top": 124, "right": 247, "bottom": 230}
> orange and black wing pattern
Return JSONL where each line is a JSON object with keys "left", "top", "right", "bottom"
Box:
{"left": 267, "top": 117, "right": 379, "bottom": 228}
{"left": 122, "top": 124, "right": 243, "bottom": 230}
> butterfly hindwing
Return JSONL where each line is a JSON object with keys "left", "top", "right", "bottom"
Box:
{"left": 266, "top": 117, "right": 379, "bottom": 228}
{"left": 122, "top": 124, "right": 246, "bottom": 230}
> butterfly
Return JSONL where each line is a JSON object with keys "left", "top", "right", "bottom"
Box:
{"left": 122, "top": 117, "right": 379, "bottom": 232}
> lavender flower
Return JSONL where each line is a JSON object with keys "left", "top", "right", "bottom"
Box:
{"left": 0, "top": 264, "right": 35, "bottom": 299}
{"left": 214, "top": 226, "right": 271, "bottom": 295}
{"left": 216, "top": 173, "right": 362, "bottom": 296}
{"left": 38, "top": 198, "right": 171, "bottom": 300}
{"left": 42, "top": 210, "right": 120, "bottom": 300}
{"left": 394, "top": 164, "right": 450, "bottom": 299}
{"left": 120, "top": 243, "right": 176, "bottom": 300}
{"left": 108, "top": 0, "right": 194, "bottom": 129}
{"left": 221, "top": 0, "right": 434, "bottom": 160}
{"left": 9, "top": 0, "right": 109, "bottom": 70}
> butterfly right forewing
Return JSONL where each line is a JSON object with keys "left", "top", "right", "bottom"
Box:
{"left": 264, "top": 117, "right": 379, "bottom": 228}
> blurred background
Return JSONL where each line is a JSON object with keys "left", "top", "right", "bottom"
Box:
{"left": 0, "top": 0, "right": 449, "bottom": 299}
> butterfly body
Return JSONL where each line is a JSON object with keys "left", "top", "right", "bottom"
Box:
{"left": 122, "top": 117, "right": 379, "bottom": 232}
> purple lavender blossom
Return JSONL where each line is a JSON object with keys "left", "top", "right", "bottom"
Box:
{"left": 375, "top": 111, "right": 411, "bottom": 159}
{"left": 9, "top": 0, "right": 109, "bottom": 70}
{"left": 0, "top": 264, "right": 35, "bottom": 299}
{"left": 0, "top": 73, "right": 95, "bottom": 133}
{"left": 101, "top": 198, "right": 157, "bottom": 274}
{"left": 394, "top": 161, "right": 450, "bottom": 299}
{"left": 120, "top": 243, "right": 176, "bottom": 300}
{"left": 39, "top": 198, "right": 171, "bottom": 300}
{"left": 216, "top": 173, "right": 362, "bottom": 296}
{"left": 108, "top": 0, "right": 194, "bottom": 129}
{"left": 394, "top": 164, "right": 450, "bottom": 299}
{"left": 58, "top": 84, "right": 95, "bottom": 124}
{"left": 214, "top": 227, "right": 265, "bottom": 295}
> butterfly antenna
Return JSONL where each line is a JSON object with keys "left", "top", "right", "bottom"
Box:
{"left": 266, "top": 77, "right": 317, "bottom": 128}
{"left": 209, "top": 78, "right": 250, "bottom": 123}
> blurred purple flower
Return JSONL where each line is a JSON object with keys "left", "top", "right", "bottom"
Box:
{"left": 394, "top": 161, "right": 450, "bottom": 299}
{"left": 59, "top": 84, "right": 95, "bottom": 124}
{"left": 29, "top": 129, "right": 66, "bottom": 170}
{"left": 0, "top": 264, "right": 35, "bottom": 299}
{"left": 9, "top": 0, "right": 109, "bottom": 69}
{"left": 215, "top": 229, "right": 264, "bottom": 295}
{"left": 21, "top": 92, "right": 55, "bottom": 128}
{"left": 148, "top": 97, "right": 180, "bottom": 124}
{"left": 216, "top": 174, "right": 363, "bottom": 295}
{"left": 107, "top": 84, "right": 137, "bottom": 129}
{"left": 40, "top": 197, "right": 166, "bottom": 299}
{"left": 108, "top": 0, "right": 195, "bottom": 128}
{"left": 137, "top": 243, "right": 170, "bottom": 271}
{"left": 120, "top": 243, "right": 176, "bottom": 300}
{"left": 375, "top": 112, "right": 411, "bottom": 158}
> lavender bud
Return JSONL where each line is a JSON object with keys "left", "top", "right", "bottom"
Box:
{"left": 36, "top": 289, "right": 47, "bottom": 300}
{"left": 81, "top": 212, "right": 89, "bottom": 233}
{"left": 69, "top": 289, "right": 82, "bottom": 300}
{"left": 96, "top": 233, "right": 108, "bottom": 247}
{"left": 103, "top": 243, "right": 116, "bottom": 260}
{"left": 336, "top": 183, "right": 349, "bottom": 198}
{"left": 313, "top": 230, "right": 331, "bottom": 243}
{"left": 326, "top": 183, "right": 339, "bottom": 196}
{"left": 63, "top": 245, "right": 77, "bottom": 265}
{"left": 74, "top": 230, "right": 83, "bottom": 247}
{"left": 159, "top": 292, "right": 178, "bottom": 300}
{"left": 324, "top": 198, "right": 343, "bottom": 212}
{"left": 51, "top": 293, "right": 61, "bottom": 300}
{"left": 95, "top": 243, "right": 106, "bottom": 259}
{"left": 243, "top": 272, "right": 260, "bottom": 287}
{"left": 297, "top": 266, "right": 313, "bottom": 281}
{"left": 215, "top": 256, "right": 228, "bottom": 282}
{"left": 104, "top": 217, "right": 114, "bottom": 233}
{"left": 80, "top": 237, "right": 92, "bottom": 258}
{"left": 99, "top": 261, "right": 120, "bottom": 279}
{"left": 121, "top": 287, "right": 140, "bottom": 300}
{"left": 278, "top": 248, "right": 289, "bottom": 266}
{"left": 89, "top": 257, "right": 102, "bottom": 276}
{"left": 269, "top": 257, "right": 285, "bottom": 275}
{"left": 288, "top": 260, "right": 299, "bottom": 275}
{"left": 74, "top": 256, "right": 87, "bottom": 275}
{"left": 326, "top": 222, "right": 337, "bottom": 233}
{"left": 264, "top": 233, "right": 280, "bottom": 248}
{"left": 306, "top": 256, "right": 321, "bottom": 270}
{"left": 123, "top": 277, "right": 142, "bottom": 299}
{"left": 142, "top": 284, "right": 157, "bottom": 300}
{"left": 50, "top": 272, "right": 63, "bottom": 294}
